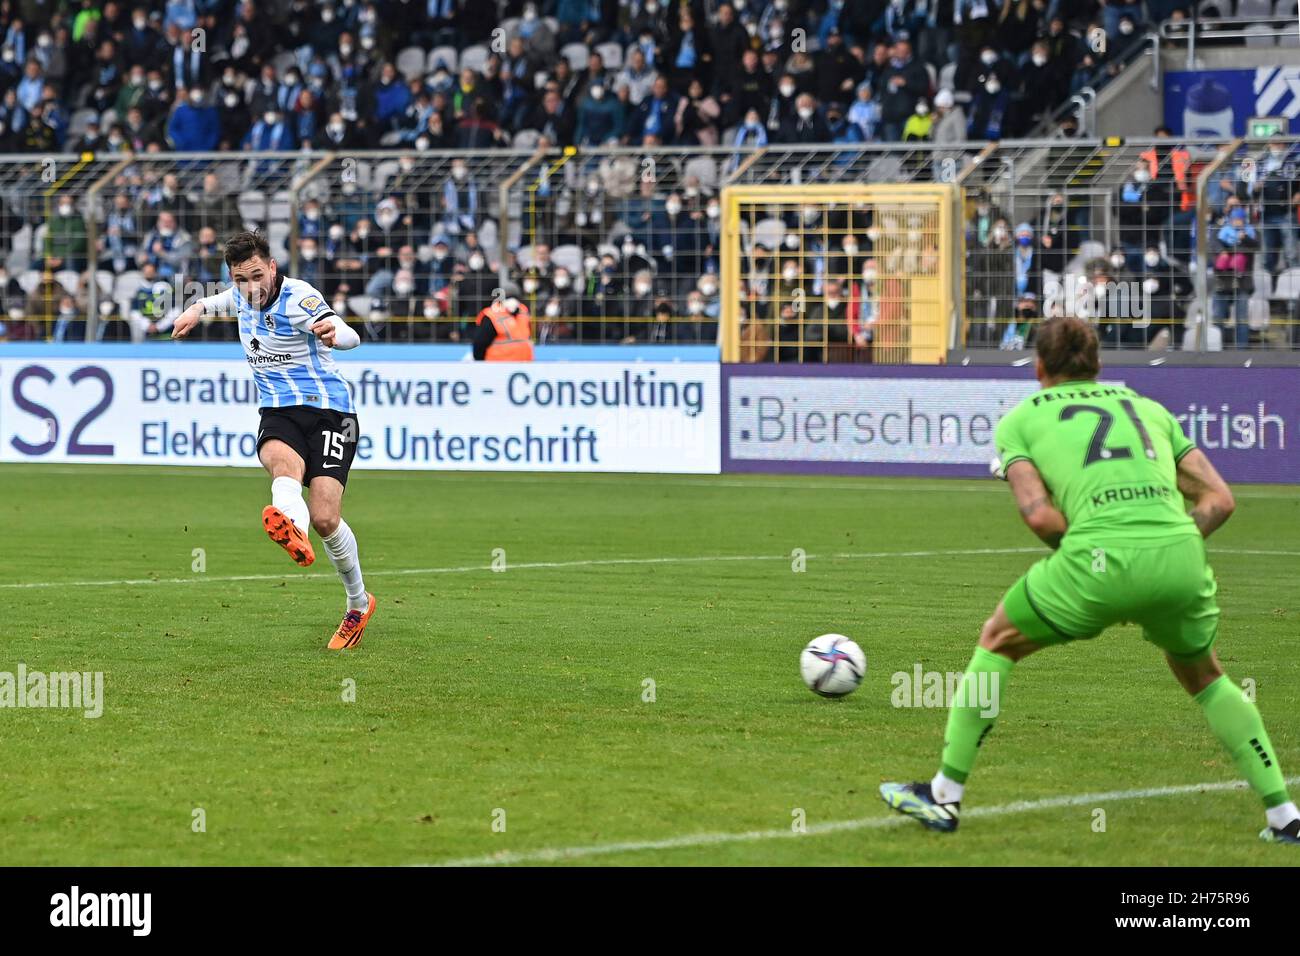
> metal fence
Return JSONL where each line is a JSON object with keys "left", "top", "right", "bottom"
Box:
{"left": 1, "top": 137, "right": 1296, "bottom": 356}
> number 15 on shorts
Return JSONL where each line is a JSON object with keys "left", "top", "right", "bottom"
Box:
{"left": 322, "top": 430, "right": 346, "bottom": 460}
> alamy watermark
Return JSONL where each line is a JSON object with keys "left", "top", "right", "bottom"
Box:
{"left": 891, "top": 664, "right": 1000, "bottom": 718}
{"left": 0, "top": 665, "right": 104, "bottom": 718}
{"left": 1043, "top": 274, "right": 1151, "bottom": 325}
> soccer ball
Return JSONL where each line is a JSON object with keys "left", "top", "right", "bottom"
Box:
{"left": 800, "top": 634, "right": 866, "bottom": 698}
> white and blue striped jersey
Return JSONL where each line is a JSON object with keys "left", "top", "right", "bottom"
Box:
{"left": 200, "top": 276, "right": 356, "bottom": 413}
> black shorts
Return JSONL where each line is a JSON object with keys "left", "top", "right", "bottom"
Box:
{"left": 257, "top": 406, "right": 360, "bottom": 486}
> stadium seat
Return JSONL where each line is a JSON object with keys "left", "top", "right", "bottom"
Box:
{"left": 595, "top": 42, "right": 623, "bottom": 70}
{"left": 1234, "top": 0, "right": 1273, "bottom": 16}
{"left": 1248, "top": 296, "right": 1270, "bottom": 329}
{"left": 427, "top": 46, "right": 459, "bottom": 73}
{"left": 751, "top": 217, "right": 785, "bottom": 251}
{"left": 1243, "top": 24, "right": 1276, "bottom": 46}
{"left": 271, "top": 50, "right": 298, "bottom": 74}
{"left": 17, "top": 269, "right": 41, "bottom": 295}
{"left": 552, "top": 244, "right": 584, "bottom": 275}
{"left": 347, "top": 294, "right": 372, "bottom": 318}
{"left": 1279, "top": 0, "right": 1299, "bottom": 16}
{"left": 560, "top": 43, "right": 590, "bottom": 71}
{"left": 94, "top": 271, "right": 114, "bottom": 297}
{"left": 1253, "top": 267, "right": 1272, "bottom": 299}
{"left": 68, "top": 108, "right": 98, "bottom": 138}
{"left": 6, "top": 223, "right": 33, "bottom": 272}
{"left": 54, "top": 270, "right": 81, "bottom": 295}
{"left": 514, "top": 243, "right": 536, "bottom": 270}
{"left": 459, "top": 44, "right": 490, "bottom": 75}
{"left": 683, "top": 156, "right": 720, "bottom": 193}
{"left": 112, "top": 270, "right": 144, "bottom": 301}
{"left": 924, "top": 62, "right": 938, "bottom": 92}
{"left": 1196, "top": 0, "right": 1233, "bottom": 15}
{"left": 478, "top": 218, "right": 499, "bottom": 254}
{"left": 237, "top": 191, "right": 266, "bottom": 225}
{"left": 499, "top": 17, "right": 520, "bottom": 38}
{"left": 1271, "top": 267, "right": 1300, "bottom": 300}
{"left": 938, "top": 62, "right": 957, "bottom": 92}
{"left": 371, "top": 159, "right": 400, "bottom": 194}
{"left": 512, "top": 128, "right": 541, "bottom": 150}
{"left": 396, "top": 46, "right": 428, "bottom": 81}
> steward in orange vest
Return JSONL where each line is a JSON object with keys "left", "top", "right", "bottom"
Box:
{"left": 472, "top": 297, "right": 535, "bottom": 361}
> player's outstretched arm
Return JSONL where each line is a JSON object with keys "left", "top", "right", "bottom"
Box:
{"left": 170, "top": 301, "right": 204, "bottom": 339}
{"left": 1006, "top": 460, "right": 1068, "bottom": 550}
{"left": 1176, "top": 448, "right": 1236, "bottom": 539}
{"left": 308, "top": 316, "right": 360, "bottom": 350}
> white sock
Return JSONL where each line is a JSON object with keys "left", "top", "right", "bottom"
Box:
{"left": 1266, "top": 801, "right": 1300, "bottom": 830}
{"left": 271, "top": 476, "right": 309, "bottom": 535}
{"left": 322, "top": 519, "right": 368, "bottom": 611}
{"left": 931, "top": 771, "right": 965, "bottom": 804}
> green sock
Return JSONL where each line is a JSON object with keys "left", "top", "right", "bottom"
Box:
{"left": 939, "top": 647, "right": 1015, "bottom": 784}
{"left": 1195, "top": 674, "right": 1290, "bottom": 808}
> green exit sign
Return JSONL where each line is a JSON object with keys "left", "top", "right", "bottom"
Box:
{"left": 1248, "top": 117, "right": 1287, "bottom": 138}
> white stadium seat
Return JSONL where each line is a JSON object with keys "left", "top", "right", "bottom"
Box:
{"left": 458, "top": 44, "right": 489, "bottom": 75}
{"left": 427, "top": 46, "right": 458, "bottom": 73}
{"left": 396, "top": 46, "right": 428, "bottom": 81}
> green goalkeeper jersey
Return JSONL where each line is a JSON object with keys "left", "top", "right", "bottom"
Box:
{"left": 994, "top": 379, "right": 1199, "bottom": 541}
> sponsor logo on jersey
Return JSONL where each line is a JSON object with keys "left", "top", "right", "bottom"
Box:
{"left": 246, "top": 336, "right": 293, "bottom": 366}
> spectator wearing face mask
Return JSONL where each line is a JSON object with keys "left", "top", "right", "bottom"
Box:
{"left": 1016, "top": 41, "right": 1065, "bottom": 136}
{"left": 575, "top": 80, "right": 625, "bottom": 146}
{"left": 323, "top": 221, "right": 362, "bottom": 297}
{"left": 767, "top": 72, "right": 802, "bottom": 133}
{"left": 454, "top": 247, "right": 497, "bottom": 332}
{"left": 1036, "top": 191, "right": 1077, "bottom": 279}
{"left": 628, "top": 74, "right": 681, "bottom": 146}
{"left": 653, "top": 191, "right": 702, "bottom": 279}
{"left": 193, "top": 226, "right": 227, "bottom": 286}
{"left": 1116, "top": 160, "right": 1169, "bottom": 272}
{"left": 167, "top": 85, "right": 219, "bottom": 150}
{"left": 902, "top": 97, "right": 933, "bottom": 141}
{"left": 46, "top": 196, "right": 88, "bottom": 273}
{"left": 848, "top": 81, "right": 881, "bottom": 141}
{"left": 1100, "top": 0, "right": 1142, "bottom": 43}
{"left": 780, "top": 92, "right": 830, "bottom": 143}
{"left": 848, "top": 258, "right": 879, "bottom": 359}
{"left": 968, "top": 217, "right": 1014, "bottom": 346}
{"left": 139, "top": 210, "right": 192, "bottom": 279}
{"left": 802, "top": 278, "right": 851, "bottom": 363}
{"left": 440, "top": 159, "right": 479, "bottom": 237}
{"left": 1251, "top": 141, "right": 1299, "bottom": 274}
{"left": 1138, "top": 246, "right": 1190, "bottom": 342}
{"left": 675, "top": 77, "right": 721, "bottom": 147}
{"left": 1213, "top": 205, "right": 1258, "bottom": 349}
{"left": 878, "top": 38, "right": 929, "bottom": 142}
{"left": 967, "top": 46, "right": 1014, "bottom": 140}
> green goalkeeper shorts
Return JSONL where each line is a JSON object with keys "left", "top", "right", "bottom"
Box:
{"left": 1002, "top": 533, "right": 1220, "bottom": 662}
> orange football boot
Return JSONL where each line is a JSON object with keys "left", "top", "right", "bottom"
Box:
{"left": 262, "top": 505, "right": 315, "bottom": 567}
{"left": 328, "top": 592, "right": 375, "bottom": 650}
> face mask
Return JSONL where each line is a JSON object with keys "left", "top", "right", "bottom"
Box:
{"left": 224, "top": 93, "right": 240, "bottom": 108}
{"left": 554, "top": 274, "right": 570, "bottom": 289}
{"left": 356, "top": 225, "right": 370, "bottom": 238}
{"left": 2, "top": 50, "right": 14, "bottom": 63}
{"left": 264, "top": 112, "right": 278, "bottom": 125}
{"left": 393, "top": 280, "right": 413, "bottom": 295}
{"left": 523, "top": 278, "right": 538, "bottom": 293}
{"left": 286, "top": 74, "right": 301, "bottom": 86}
{"left": 302, "top": 247, "right": 318, "bottom": 260}
{"left": 1032, "top": 54, "right": 1047, "bottom": 67}
{"left": 985, "top": 79, "right": 1001, "bottom": 95}
{"left": 131, "top": 74, "right": 146, "bottom": 87}
{"left": 862, "top": 270, "right": 877, "bottom": 283}
{"left": 665, "top": 200, "right": 682, "bottom": 216}
{"left": 339, "top": 44, "right": 353, "bottom": 56}
{"left": 590, "top": 86, "right": 604, "bottom": 100}
{"left": 38, "top": 36, "right": 51, "bottom": 49}
{"left": 797, "top": 107, "right": 814, "bottom": 120}
{"left": 432, "top": 247, "right": 447, "bottom": 261}
{"left": 189, "top": 90, "right": 203, "bottom": 104}
{"left": 992, "top": 227, "right": 1008, "bottom": 242}
{"left": 109, "top": 136, "right": 123, "bottom": 147}
{"left": 159, "top": 227, "right": 175, "bottom": 237}
{"left": 134, "top": 17, "right": 147, "bottom": 30}
{"left": 545, "top": 302, "right": 560, "bottom": 317}
{"left": 782, "top": 266, "right": 798, "bottom": 281}
{"left": 779, "top": 83, "right": 796, "bottom": 98}
{"left": 322, "top": 8, "right": 335, "bottom": 21}
{"left": 1110, "top": 254, "right": 1125, "bottom": 268}
{"left": 149, "top": 80, "right": 164, "bottom": 92}
{"left": 329, "top": 225, "right": 344, "bottom": 240}
{"left": 469, "top": 254, "right": 485, "bottom": 270}
{"left": 304, "top": 208, "right": 321, "bottom": 221}
{"left": 707, "top": 203, "right": 719, "bottom": 219}
{"left": 452, "top": 167, "right": 467, "bottom": 181}
{"left": 58, "top": 204, "right": 73, "bottom": 216}
{"left": 361, "top": 36, "right": 375, "bottom": 50}
{"left": 584, "top": 257, "right": 598, "bottom": 273}
{"left": 826, "top": 297, "right": 841, "bottom": 309}
{"left": 1017, "top": 234, "right": 1033, "bottom": 247}
{"left": 1144, "top": 252, "right": 1160, "bottom": 267}
{"left": 377, "top": 213, "right": 397, "bottom": 229}
{"left": 843, "top": 242, "right": 858, "bottom": 255}
{"left": 1119, "top": 21, "right": 1134, "bottom": 35}
{"left": 981, "top": 50, "right": 998, "bottom": 66}
{"left": 687, "top": 300, "right": 704, "bottom": 315}
{"left": 622, "top": 242, "right": 636, "bottom": 257}
{"left": 328, "top": 122, "right": 344, "bottom": 135}
{"left": 635, "top": 282, "right": 652, "bottom": 296}
{"left": 915, "top": 104, "right": 928, "bottom": 116}
{"left": 1133, "top": 169, "right": 1150, "bottom": 183}
{"left": 699, "top": 280, "right": 717, "bottom": 296}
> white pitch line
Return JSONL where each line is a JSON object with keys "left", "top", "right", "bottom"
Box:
{"left": 3, "top": 546, "right": 1295, "bottom": 592}
{"left": 0, "top": 547, "right": 1046, "bottom": 591}
{"left": 424, "top": 774, "right": 1300, "bottom": 867}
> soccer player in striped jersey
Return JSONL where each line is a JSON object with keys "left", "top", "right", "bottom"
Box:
{"left": 171, "top": 230, "right": 375, "bottom": 650}
{"left": 881, "top": 317, "right": 1298, "bottom": 845}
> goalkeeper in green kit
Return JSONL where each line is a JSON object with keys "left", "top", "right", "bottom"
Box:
{"left": 880, "top": 317, "right": 1298, "bottom": 845}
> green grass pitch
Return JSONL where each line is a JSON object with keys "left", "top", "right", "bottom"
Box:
{"left": 2, "top": 463, "right": 1297, "bottom": 866}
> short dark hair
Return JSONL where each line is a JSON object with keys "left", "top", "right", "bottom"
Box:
{"left": 224, "top": 229, "right": 271, "bottom": 269}
{"left": 1036, "top": 317, "right": 1100, "bottom": 381}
